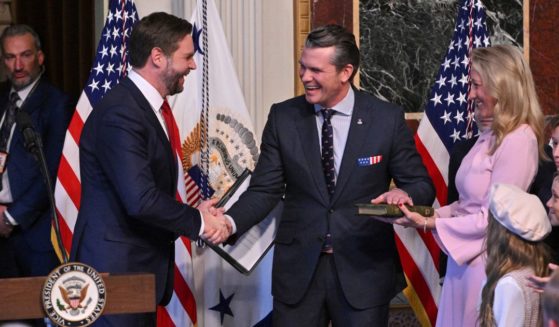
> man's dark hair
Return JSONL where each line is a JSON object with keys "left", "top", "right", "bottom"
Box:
{"left": 129, "top": 12, "right": 193, "bottom": 68}
{"left": 0, "top": 24, "right": 42, "bottom": 54}
{"left": 305, "top": 24, "right": 360, "bottom": 81}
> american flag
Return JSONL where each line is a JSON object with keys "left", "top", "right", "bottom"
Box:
{"left": 53, "top": 0, "right": 137, "bottom": 260}
{"left": 53, "top": 1, "right": 198, "bottom": 326}
{"left": 395, "top": 0, "right": 490, "bottom": 326}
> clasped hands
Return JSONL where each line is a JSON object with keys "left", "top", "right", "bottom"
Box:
{"left": 198, "top": 198, "right": 231, "bottom": 245}
{"left": 369, "top": 188, "right": 434, "bottom": 229}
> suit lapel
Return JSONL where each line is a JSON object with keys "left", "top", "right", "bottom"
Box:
{"left": 19, "top": 78, "right": 47, "bottom": 116}
{"left": 9, "top": 78, "right": 47, "bottom": 151}
{"left": 331, "top": 92, "right": 371, "bottom": 204}
{"left": 0, "top": 91, "right": 8, "bottom": 118}
{"left": 295, "top": 103, "right": 330, "bottom": 203}
{"left": 121, "top": 78, "right": 178, "bottom": 187}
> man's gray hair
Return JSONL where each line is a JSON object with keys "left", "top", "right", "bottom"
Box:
{"left": 0, "top": 24, "right": 42, "bottom": 54}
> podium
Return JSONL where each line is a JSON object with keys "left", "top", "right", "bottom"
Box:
{"left": 0, "top": 273, "right": 155, "bottom": 321}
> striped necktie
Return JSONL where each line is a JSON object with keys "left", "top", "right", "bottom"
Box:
{"left": 0, "top": 92, "right": 20, "bottom": 190}
{"left": 0, "top": 92, "right": 20, "bottom": 153}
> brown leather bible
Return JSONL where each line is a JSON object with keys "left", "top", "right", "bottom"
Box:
{"left": 355, "top": 203, "right": 435, "bottom": 217}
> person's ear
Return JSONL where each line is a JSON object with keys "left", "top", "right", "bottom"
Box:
{"left": 340, "top": 64, "right": 354, "bottom": 83}
{"left": 37, "top": 50, "right": 45, "bottom": 66}
{"left": 150, "top": 47, "right": 166, "bottom": 69}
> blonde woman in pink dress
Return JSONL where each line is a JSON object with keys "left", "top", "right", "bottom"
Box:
{"left": 382, "top": 45, "right": 547, "bottom": 326}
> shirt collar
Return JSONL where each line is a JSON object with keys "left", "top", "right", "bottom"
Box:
{"left": 313, "top": 87, "right": 355, "bottom": 116}
{"left": 128, "top": 69, "right": 165, "bottom": 112}
{"left": 11, "top": 74, "right": 41, "bottom": 104}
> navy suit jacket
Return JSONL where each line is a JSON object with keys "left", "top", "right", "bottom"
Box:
{"left": 70, "top": 77, "right": 202, "bottom": 305}
{"left": 1, "top": 77, "right": 72, "bottom": 260}
{"left": 227, "top": 90, "right": 435, "bottom": 309}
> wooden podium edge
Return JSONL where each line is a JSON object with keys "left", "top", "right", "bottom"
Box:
{"left": 0, "top": 273, "right": 155, "bottom": 320}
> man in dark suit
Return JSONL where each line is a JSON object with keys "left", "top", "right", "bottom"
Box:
{"left": 70, "top": 12, "right": 230, "bottom": 326}
{"left": 0, "top": 25, "right": 73, "bottom": 281}
{"left": 225, "top": 25, "right": 435, "bottom": 326}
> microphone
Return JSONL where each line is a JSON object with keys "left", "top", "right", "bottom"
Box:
{"left": 15, "top": 109, "right": 68, "bottom": 263}
{"left": 15, "top": 109, "right": 42, "bottom": 154}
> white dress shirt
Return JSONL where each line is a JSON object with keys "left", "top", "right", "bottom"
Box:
{"left": 313, "top": 87, "right": 355, "bottom": 181}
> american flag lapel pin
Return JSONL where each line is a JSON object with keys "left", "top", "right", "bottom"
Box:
{"left": 357, "top": 155, "right": 382, "bottom": 166}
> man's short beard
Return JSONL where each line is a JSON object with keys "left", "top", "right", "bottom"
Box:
{"left": 10, "top": 66, "right": 43, "bottom": 91}
{"left": 161, "top": 57, "right": 186, "bottom": 96}
{"left": 163, "top": 69, "right": 184, "bottom": 96}
{"left": 166, "top": 78, "right": 183, "bottom": 96}
{"left": 10, "top": 76, "right": 32, "bottom": 91}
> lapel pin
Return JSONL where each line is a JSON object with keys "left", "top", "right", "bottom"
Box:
{"left": 357, "top": 118, "right": 363, "bottom": 125}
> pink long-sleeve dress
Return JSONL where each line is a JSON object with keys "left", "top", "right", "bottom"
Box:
{"left": 433, "top": 124, "right": 538, "bottom": 327}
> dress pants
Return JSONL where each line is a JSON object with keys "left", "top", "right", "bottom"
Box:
{"left": 273, "top": 253, "right": 389, "bottom": 327}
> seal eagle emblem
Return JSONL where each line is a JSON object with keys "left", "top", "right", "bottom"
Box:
{"left": 42, "top": 262, "right": 106, "bottom": 327}
{"left": 182, "top": 110, "right": 259, "bottom": 199}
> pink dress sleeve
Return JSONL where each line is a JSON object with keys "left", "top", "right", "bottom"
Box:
{"left": 435, "top": 201, "right": 458, "bottom": 220}
{"left": 434, "top": 125, "right": 538, "bottom": 265}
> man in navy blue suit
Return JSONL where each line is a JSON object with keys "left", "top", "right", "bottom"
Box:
{"left": 226, "top": 25, "right": 434, "bottom": 326}
{"left": 0, "top": 25, "right": 73, "bottom": 281}
{"left": 70, "top": 12, "right": 230, "bottom": 326}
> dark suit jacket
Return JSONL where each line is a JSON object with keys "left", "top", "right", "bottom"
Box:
{"left": 227, "top": 90, "right": 435, "bottom": 309}
{"left": 70, "top": 77, "right": 202, "bottom": 305}
{"left": 0, "top": 77, "right": 72, "bottom": 277}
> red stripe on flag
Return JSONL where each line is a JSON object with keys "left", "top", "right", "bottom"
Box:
{"left": 156, "top": 305, "right": 176, "bottom": 327}
{"left": 67, "top": 111, "right": 85, "bottom": 145}
{"left": 186, "top": 187, "right": 197, "bottom": 198}
{"left": 185, "top": 180, "right": 196, "bottom": 188}
{"left": 173, "top": 265, "right": 198, "bottom": 324}
{"left": 187, "top": 193, "right": 200, "bottom": 205}
{"left": 414, "top": 134, "right": 448, "bottom": 206}
{"left": 417, "top": 230, "right": 441, "bottom": 269}
{"left": 185, "top": 184, "right": 198, "bottom": 193}
{"left": 395, "top": 234, "right": 438, "bottom": 326}
{"left": 57, "top": 156, "right": 81, "bottom": 210}
{"left": 185, "top": 184, "right": 198, "bottom": 194}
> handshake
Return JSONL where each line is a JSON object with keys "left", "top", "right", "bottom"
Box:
{"left": 198, "top": 198, "right": 232, "bottom": 245}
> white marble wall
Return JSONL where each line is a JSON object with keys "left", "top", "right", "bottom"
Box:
{"left": 359, "top": 0, "right": 522, "bottom": 113}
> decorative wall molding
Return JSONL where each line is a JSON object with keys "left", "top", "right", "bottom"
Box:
{"left": 293, "top": 0, "right": 310, "bottom": 96}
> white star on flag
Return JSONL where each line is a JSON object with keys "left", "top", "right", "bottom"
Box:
{"left": 435, "top": 76, "right": 447, "bottom": 89}
{"left": 440, "top": 110, "right": 452, "bottom": 124}
{"left": 431, "top": 92, "right": 443, "bottom": 107}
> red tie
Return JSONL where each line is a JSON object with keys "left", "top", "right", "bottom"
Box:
{"left": 160, "top": 99, "right": 181, "bottom": 162}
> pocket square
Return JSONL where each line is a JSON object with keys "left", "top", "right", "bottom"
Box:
{"left": 357, "top": 155, "right": 383, "bottom": 166}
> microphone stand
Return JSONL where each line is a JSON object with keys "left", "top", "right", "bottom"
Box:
{"left": 16, "top": 110, "right": 68, "bottom": 263}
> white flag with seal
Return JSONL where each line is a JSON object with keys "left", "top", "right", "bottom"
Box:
{"left": 169, "top": 0, "right": 273, "bottom": 326}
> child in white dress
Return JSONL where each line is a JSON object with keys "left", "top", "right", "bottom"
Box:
{"left": 479, "top": 183, "right": 552, "bottom": 327}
